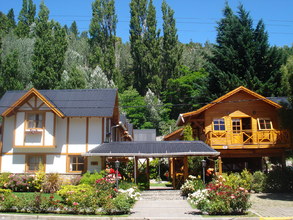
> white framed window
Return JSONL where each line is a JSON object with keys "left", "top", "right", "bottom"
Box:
{"left": 257, "top": 118, "right": 273, "bottom": 130}
{"left": 213, "top": 118, "right": 225, "bottom": 131}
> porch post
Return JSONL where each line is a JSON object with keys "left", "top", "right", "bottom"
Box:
{"left": 183, "top": 156, "right": 188, "bottom": 181}
{"left": 146, "top": 158, "right": 150, "bottom": 189}
{"left": 134, "top": 156, "right": 137, "bottom": 184}
{"left": 218, "top": 156, "right": 222, "bottom": 175}
{"left": 170, "top": 158, "right": 176, "bottom": 189}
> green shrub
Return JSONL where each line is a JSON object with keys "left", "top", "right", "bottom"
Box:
{"left": 0, "top": 173, "right": 11, "bottom": 188}
{"left": 113, "top": 193, "right": 132, "bottom": 214}
{"left": 80, "top": 171, "right": 104, "bottom": 185}
{"left": 221, "top": 169, "right": 253, "bottom": 191}
{"left": 252, "top": 171, "right": 266, "bottom": 192}
{"left": 33, "top": 164, "right": 46, "bottom": 191}
{"left": 118, "top": 180, "right": 137, "bottom": 190}
{"left": 6, "top": 174, "right": 36, "bottom": 192}
{"left": 265, "top": 167, "right": 293, "bottom": 192}
{"left": 180, "top": 175, "right": 205, "bottom": 196}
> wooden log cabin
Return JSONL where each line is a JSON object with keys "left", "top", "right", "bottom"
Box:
{"left": 164, "top": 86, "right": 292, "bottom": 172}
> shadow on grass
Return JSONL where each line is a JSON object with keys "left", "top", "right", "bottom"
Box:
{"left": 257, "top": 193, "right": 293, "bottom": 201}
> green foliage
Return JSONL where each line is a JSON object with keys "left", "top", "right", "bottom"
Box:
{"left": 69, "top": 21, "right": 79, "bottom": 39}
{"left": 149, "top": 158, "right": 169, "bottom": 180}
{"left": 89, "top": 0, "right": 118, "bottom": 85}
{"left": 112, "top": 193, "right": 132, "bottom": 214}
{"left": 180, "top": 175, "right": 205, "bottom": 196}
{"left": 163, "top": 68, "right": 208, "bottom": 119}
{"left": 161, "top": 0, "right": 182, "bottom": 90}
{"left": 188, "top": 156, "right": 204, "bottom": 175}
{"left": 252, "top": 171, "right": 266, "bottom": 193}
{"left": 0, "top": 173, "right": 11, "bottom": 188}
{"left": 6, "top": 174, "right": 36, "bottom": 192}
{"left": 80, "top": 171, "right": 104, "bottom": 185}
{"left": 32, "top": 163, "right": 46, "bottom": 191}
{"left": 221, "top": 169, "right": 253, "bottom": 191}
{"left": 264, "top": 167, "right": 293, "bottom": 192}
{"left": 31, "top": 1, "right": 68, "bottom": 89}
{"left": 207, "top": 3, "right": 286, "bottom": 99}
{"left": 183, "top": 124, "right": 194, "bottom": 141}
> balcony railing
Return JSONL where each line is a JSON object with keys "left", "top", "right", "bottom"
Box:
{"left": 206, "top": 130, "right": 290, "bottom": 147}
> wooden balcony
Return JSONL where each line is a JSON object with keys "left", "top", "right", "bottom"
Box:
{"left": 206, "top": 130, "right": 291, "bottom": 149}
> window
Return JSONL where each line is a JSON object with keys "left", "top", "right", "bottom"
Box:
{"left": 27, "top": 113, "right": 43, "bottom": 129}
{"left": 257, "top": 118, "right": 273, "bottom": 130}
{"left": 232, "top": 119, "right": 241, "bottom": 133}
{"left": 69, "top": 156, "right": 84, "bottom": 172}
{"left": 213, "top": 118, "right": 225, "bottom": 131}
{"left": 26, "top": 155, "right": 44, "bottom": 172}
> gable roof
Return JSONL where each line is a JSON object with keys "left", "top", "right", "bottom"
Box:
{"left": 83, "top": 141, "right": 220, "bottom": 157}
{"left": 163, "top": 127, "right": 184, "bottom": 141}
{"left": 0, "top": 88, "right": 118, "bottom": 118}
{"left": 177, "top": 86, "right": 282, "bottom": 126}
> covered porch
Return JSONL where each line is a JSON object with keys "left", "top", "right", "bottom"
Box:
{"left": 83, "top": 141, "right": 220, "bottom": 189}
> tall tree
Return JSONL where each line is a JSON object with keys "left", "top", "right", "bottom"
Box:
{"left": 161, "top": 0, "right": 182, "bottom": 90}
{"left": 31, "top": 1, "right": 67, "bottom": 89}
{"left": 69, "top": 21, "right": 79, "bottom": 38}
{"left": 89, "top": 0, "right": 118, "bottom": 84}
{"left": 16, "top": 0, "right": 36, "bottom": 38}
{"left": 207, "top": 4, "right": 286, "bottom": 98}
{"left": 7, "top": 9, "right": 16, "bottom": 30}
{"left": 0, "top": 51, "right": 24, "bottom": 96}
{"left": 130, "top": 0, "right": 161, "bottom": 95}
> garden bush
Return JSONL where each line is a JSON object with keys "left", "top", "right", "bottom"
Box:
{"left": 264, "top": 167, "right": 293, "bottom": 192}
{"left": 6, "top": 174, "right": 36, "bottom": 192}
{"left": 252, "top": 171, "right": 266, "bottom": 193}
{"left": 42, "top": 173, "right": 61, "bottom": 193}
{"left": 221, "top": 169, "right": 253, "bottom": 191}
{"left": 80, "top": 171, "right": 104, "bottom": 185}
{"left": 0, "top": 173, "right": 11, "bottom": 188}
{"left": 180, "top": 175, "right": 205, "bottom": 196}
{"left": 188, "top": 178, "right": 251, "bottom": 215}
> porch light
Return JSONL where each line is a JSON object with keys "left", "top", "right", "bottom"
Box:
{"left": 115, "top": 160, "right": 120, "bottom": 189}
{"left": 201, "top": 159, "right": 206, "bottom": 184}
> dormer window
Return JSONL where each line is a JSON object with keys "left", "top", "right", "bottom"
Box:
{"left": 27, "top": 113, "right": 44, "bottom": 130}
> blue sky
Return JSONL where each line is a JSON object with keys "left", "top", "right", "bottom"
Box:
{"left": 1, "top": 0, "right": 293, "bottom": 46}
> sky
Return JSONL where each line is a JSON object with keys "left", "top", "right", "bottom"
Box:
{"left": 1, "top": 0, "right": 293, "bottom": 47}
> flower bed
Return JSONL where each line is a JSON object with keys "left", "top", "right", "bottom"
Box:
{"left": 188, "top": 176, "right": 251, "bottom": 215}
{"left": 0, "top": 171, "right": 140, "bottom": 215}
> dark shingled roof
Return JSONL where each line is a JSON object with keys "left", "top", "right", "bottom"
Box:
{"left": 83, "top": 141, "right": 220, "bottom": 157}
{"left": 0, "top": 89, "right": 117, "bottom": 117}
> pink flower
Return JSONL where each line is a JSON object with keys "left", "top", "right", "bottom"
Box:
{"left": 73, "top": 202, "right": 79, "bottom": 206}
{"left": 239, "top": 187, "right": 245, "bottom": 191}
{"left": 231, "top": 195, "right": 235, "bottom": 199}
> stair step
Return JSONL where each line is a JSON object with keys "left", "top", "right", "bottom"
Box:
{"left": 140, "top": 190, "right": 184, "bottom": 200}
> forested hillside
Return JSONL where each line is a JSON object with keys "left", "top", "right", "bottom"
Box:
{"left": 0, "top": 0, "right": 293, "bottom": 135}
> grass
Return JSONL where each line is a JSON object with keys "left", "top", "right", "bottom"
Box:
{"left": 12, "top": 192, "right": 62, "bottom": 200}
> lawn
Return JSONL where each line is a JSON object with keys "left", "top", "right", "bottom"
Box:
{"left": 13, "top": 192, "right": 62, "bottom": 200}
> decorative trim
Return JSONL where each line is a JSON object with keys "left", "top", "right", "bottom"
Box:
{"left": 2, "top": 88, "right": 64, "bottom": 118}
{"left": 13, "top": 145, "right": 56, "bottom": 148}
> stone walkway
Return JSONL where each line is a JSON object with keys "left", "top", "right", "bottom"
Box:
{"left": 250, "top": 193, "right": 293, "bottom": 217}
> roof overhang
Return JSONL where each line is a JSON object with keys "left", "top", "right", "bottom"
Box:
{"left": 82, "top": 141, "right": 220, "bottom": 157}
{"left": 176, "top": 86, "right": 282, "bottom": 126}
{"left": 2, "top": 88, "right": 64, "bottom": 117}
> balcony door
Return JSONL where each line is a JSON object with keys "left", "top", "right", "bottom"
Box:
{"left": 232, "top": 117, "right": 252, "bottom": 144}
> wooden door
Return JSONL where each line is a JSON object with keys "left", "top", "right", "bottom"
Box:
{"left": 232, "top": 118, "right": 242, "bottom": 144}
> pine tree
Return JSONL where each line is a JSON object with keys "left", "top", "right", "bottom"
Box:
{"left": 7, "top": 9, "right": 16, "bottom": 30}
{"left": 69, "top": 21, "right": 79, "bottom": 38}
{"left": 89, "top": 0, "right": 118, "bottom": 84}
{"left": 161, "top": 0, "right": 182, "bottom": 90}
{"left": 16, "top": 0, "right": 36, "bottom": 38}
{"left": 207, "top": 4, "right": 286, "bottom": 98}
{"left": 31, "top": 1, "right": 67, "bottom": 89}
{"left": 0, "top": 51, "right": 24, "bottom": 96}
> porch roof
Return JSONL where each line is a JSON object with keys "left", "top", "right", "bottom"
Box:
{"left": 82, "top": 141, "right": 220, "bottom": 157}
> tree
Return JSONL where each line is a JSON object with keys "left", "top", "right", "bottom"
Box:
{"left": 183, "top": 124, "right": 194, "bottom": 141}
{"left": 16, "top": 0, "right": 36, "bottom": 38}
{"left": 119, "top": 87, "right": 150, "bottom": 129}
{"left": 31, "top": 1, "right": 68, "bottom": 89}
{"left": 0, "top": 51, "right": 24, "bottom": 96}
{"left": 207, "top": 4, "right": 286, "bottom": 99}
{"left": 163, "top": 67, "right": 208, "bottom": 119}
{"left": 89, "top": 0, "right": 118, "bottom": 84}
{"left": 69, "top": 21, "right": 79, "bottom": 38}
{"left": 7, "top": 9, "right": 16, "bottom": 30}
{"left": 161, "top": 0, "right": 182, "bottom": 90}
{"left": 129, "top": 0, "right": 161, "bottom": 95}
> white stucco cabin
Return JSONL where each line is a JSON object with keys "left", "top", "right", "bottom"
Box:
{"left": 0, "top": 88, "right": 132, "bottom": 174}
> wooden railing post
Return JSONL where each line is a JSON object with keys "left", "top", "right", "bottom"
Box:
{"left": 218, "top": 156, "right": 222, "bottom": 175}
